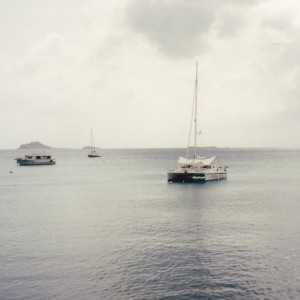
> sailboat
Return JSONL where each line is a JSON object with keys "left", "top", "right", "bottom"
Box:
{"left": 167, "top": 62, "right": 227, "bottom": 183}
{"left": 88, "top": 128, "right": 101, "bottom": 158}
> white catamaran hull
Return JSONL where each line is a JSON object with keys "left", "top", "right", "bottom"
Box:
{"left": 205, "top": 172, "right": 227, "bottom": 181}
{"left": 168, "top": 170, "right": 227, "bottom": 183}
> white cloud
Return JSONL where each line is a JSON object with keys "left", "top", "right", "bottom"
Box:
{"left": 0, "top": 0, "right": 300, "bottom": 148}
{"left": 127, "top": 0, "right": 261, "bottom": 57}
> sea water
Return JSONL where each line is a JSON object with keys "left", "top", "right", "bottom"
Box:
{"left": 0, "top": 148, "right": 300, "bottom": 299}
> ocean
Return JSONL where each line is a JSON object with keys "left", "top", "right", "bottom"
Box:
{"left": 0, "top": 148, "right": 300, "bottom": 299}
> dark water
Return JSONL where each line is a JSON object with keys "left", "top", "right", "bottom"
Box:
{"left": 0, "top": 148, "right": 300, "bottom": 299}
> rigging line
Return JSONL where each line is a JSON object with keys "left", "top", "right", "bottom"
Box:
{"left": 186, "top": 80, "right": 196, "bottom": 160}
{"left": 194, "top": 61, "right": 198, "bottom": 159}
{"left": 186, "top": 61, "right": 198, "bottom": 160}
{"left": 90, "top": 128, "right": 93, "bottom": 149}
{"left": 203, "top": 106, "right": 224, "bottom": 165}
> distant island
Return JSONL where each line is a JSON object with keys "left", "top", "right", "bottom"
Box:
{"left": 18, "top": 141, "right": 52, "bottom": 149}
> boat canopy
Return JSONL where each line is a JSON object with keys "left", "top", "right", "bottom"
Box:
{"left": 177, "top": 156, "right": 216, "bottom": 166}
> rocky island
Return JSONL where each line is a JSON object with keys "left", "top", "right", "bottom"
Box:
{"left": 18, "top": 141, "right": 52, "bottom": 149}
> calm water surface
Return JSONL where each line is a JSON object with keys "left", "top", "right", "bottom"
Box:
{"left": 0, "top": 148, "right": 300, "bottom": 299}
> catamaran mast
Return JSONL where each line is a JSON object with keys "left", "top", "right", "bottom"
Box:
{"left": 90, "top": 128, "right": 93, "bottom": 150}
{"left": 194, "top": 61, "right": 198, "bottom": 158}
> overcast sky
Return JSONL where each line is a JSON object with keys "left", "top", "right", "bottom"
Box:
{"left": 1, "top": 0, "right": 300, "bottom": 149}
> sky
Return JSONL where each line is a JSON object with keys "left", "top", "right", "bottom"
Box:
{"left": 1, "top": 0, "right": 300, "bottom": 149}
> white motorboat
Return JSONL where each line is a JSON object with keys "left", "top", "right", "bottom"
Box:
{"left": 15, "top": 153, "right": 56, "bottom": 166}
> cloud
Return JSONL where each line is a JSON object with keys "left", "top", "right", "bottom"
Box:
{"left": 255, "top": 6, "right": 300, "bottom": 124}
{"left": 215, "top": 8, "right": 248, "bottom": 38}
{"left": 127, "top": 0, "right": 260, "bottom": 58}
{"left": 1, "top": 0, "right": 300, "bottom": 148}
{"left": 127, "top": 0, "right": 215, "bottom": 57}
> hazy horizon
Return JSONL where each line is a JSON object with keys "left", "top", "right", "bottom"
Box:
{"left": 3, "top": 144, "right": 300, "bottom": 151}
{"left": 1, "top": 0, "right": 300, "bottom": 149}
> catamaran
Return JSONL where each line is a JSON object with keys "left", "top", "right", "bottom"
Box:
{"left": 167, "top": 62, "right": 227, "bottom": 183}
{"left": 88, "top": 128, "right": 101, "bottom": 158}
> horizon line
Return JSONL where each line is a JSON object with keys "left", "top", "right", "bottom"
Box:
{"left": 2, "top": 146, "right": 300, "bottom": 151}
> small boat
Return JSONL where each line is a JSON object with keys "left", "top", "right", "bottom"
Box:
{"left": 88, "top": 128, "right": 101, "bottom": 158}
{"left": 15, "top": 153, "right": 56, "bottom": 166}
{"left": 88, "top": 150, "right": 101, "bottom": 158}
{"left": 168, "top": 62, "right": 227, "bottom": 183}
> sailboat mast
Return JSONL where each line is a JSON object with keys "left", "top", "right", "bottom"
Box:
{"left": 90, "top": 128, "right": 93, "bottom": 150}
{"left": 194, "top": 61, "right": 198, "bottom": 158}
